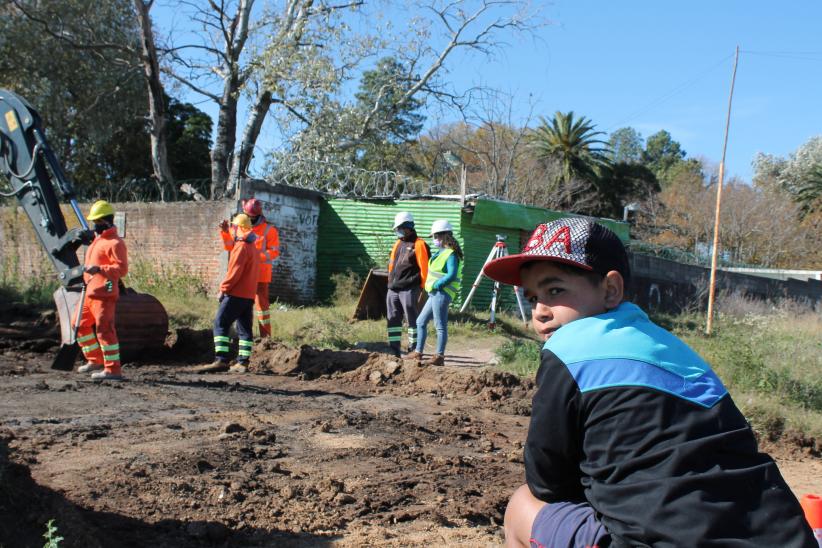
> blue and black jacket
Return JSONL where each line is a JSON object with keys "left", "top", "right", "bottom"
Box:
{"left": 526, "top": 302, "right": 814, "bottom": 547}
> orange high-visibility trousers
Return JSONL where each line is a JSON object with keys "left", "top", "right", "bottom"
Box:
{"left": 74, "top": 298, "right": 121, "bottom": 374}
{"left": 254, "top": 282, "right": 271, "bottom": 337}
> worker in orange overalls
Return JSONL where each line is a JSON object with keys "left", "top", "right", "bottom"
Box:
{"left": 219, "top": 198, "right": 279, "bottom": 337}
{"left": 196, "top": 213, "right": 259, "bottom": 374}
{"left": 74, "top": 200, "right": 128, "bottom": 381}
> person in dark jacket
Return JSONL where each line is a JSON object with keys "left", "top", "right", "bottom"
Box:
{"left": 483, "top": 217, "right": 815, "bottom": 548}
{"left": 386, "top": 211, "right": 430, "bottom": 357}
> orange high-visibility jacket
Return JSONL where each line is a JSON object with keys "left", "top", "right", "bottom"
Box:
{"left": 83, "top": 226, "right": 128, "bottom": 300}
{"left": 220, "top": 233, "right": 260, "bottom": 299}
{"left": 220, "top": 217, "right": 280, "bottom": 283}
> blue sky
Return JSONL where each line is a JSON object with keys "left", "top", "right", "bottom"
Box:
{"left": 156, "top": 0, "right": 822, "bottom": 182}
{"left": 441, "top": 0, "right": 822, "bottom": 182}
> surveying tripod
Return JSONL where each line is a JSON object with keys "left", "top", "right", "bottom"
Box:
{"left": 460, "top": 234, "right": 529, "bottom": 328}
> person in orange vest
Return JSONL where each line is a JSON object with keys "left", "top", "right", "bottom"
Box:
{"left": 74, "top": 200, "right": 128, "bottom": 381}
{"left": 386, "top": 212, "right": 430, "bottom": 357}
{"left": 219, "top": 198, "right": 279, "bottom": 337}
{"left": 197, "top": 213, "right": 260, "bottom": 373}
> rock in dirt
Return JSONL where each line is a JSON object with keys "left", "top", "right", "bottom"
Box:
{"left": 223, "top": 422, "right": 246, "bottom": 434}
{"left": 369, "top": 371, "right": 384, "bottom": 385}
{"left": 383, "top": 360, "right": 401, "bottom": 377}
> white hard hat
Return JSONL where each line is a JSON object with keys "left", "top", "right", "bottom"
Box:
{"left": 393, "top": 211, "right": 414, "bottom": 229}
{"left": 429, "top": 219, "right": 454, "bottom": 235}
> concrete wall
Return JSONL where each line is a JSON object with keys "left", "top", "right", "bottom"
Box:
{"left": 1, "top": 181, "right": 322, "bottom": 304}
{"left": 238, "top": 180, "right": 321, "bottom": 304}
{"left": 629, "top": 253, "right": 822, "bottom": 313}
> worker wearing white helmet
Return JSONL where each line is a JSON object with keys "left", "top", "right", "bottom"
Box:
{"left": 406, "top": 219, "right": 463, "bottom": 366}
{"left": 386, "top": 212, "right": 430, "bottom": 357}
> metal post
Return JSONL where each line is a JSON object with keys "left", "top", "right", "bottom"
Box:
{"left": 706, "top": 46, "right": 740, "bottom": 335}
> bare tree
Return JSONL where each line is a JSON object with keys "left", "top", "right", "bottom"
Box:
{"left": 10, "top": 0, "right": 175, "bottom": 199}
{"left": 164, "top": 0, "right": 539, "bottom": 198}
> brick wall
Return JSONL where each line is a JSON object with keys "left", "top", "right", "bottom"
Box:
{"left": 0, "top": 200, "right": 234, "bottom": 290}
{"left": 1, "top": 182, "right": 322, "bottom": 304}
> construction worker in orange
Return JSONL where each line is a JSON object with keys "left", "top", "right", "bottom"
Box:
{"left": 74, "top": 200, "right": 128, "bottom": 381}
{"left": 198, "top": 213, "right": 260, "bottom": 374}
{"left": 219, "top": 198, "right": 279, "bottom": 337}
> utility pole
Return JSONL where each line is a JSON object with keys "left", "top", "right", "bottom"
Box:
{"left": 706, "top": 46, "right": 740, "bottom": 335}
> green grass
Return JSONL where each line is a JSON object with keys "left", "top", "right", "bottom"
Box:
{"left": 126, "top": 259, "right": 214, "bottom": 329}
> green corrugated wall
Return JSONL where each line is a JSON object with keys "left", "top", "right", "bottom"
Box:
{"left": 317, "top": 198, "right": 462, "bottom": 300}
{"left": 317, "top": 197, "right": 629, "bottom": 314}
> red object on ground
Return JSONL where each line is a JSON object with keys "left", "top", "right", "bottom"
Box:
{"left": 801, "top": 494, "right": 822, "bottom": 528}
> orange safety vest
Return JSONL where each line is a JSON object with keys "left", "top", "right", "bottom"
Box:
{"left": 221, "top": 218, "right": 280, "bottom": 283}
{"left": 83, "top": 226, "right": 128, "bottom": 300}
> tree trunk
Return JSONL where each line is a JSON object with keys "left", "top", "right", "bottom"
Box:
{"left": 226, "top": 90, "right": 272, "bottom": 197}
{"left": 133, "top": 0, "right": 173, "bottom": 201}
{"left": 210, "top": 80, "right": 238, "bottom": 198}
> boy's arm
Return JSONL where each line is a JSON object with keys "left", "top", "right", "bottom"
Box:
{"left": 524, "top": 350, "right": 586, "bottom": 503}
{"left": 220, "top": 228, "right": 235, "bottom": 251}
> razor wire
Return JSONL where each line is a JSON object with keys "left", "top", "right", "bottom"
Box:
{"left": 263, "top": 157, "right": 450, "bottom": 198}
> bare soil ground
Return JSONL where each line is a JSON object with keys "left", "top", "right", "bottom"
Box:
{"left": 0, "top": 309, "right": 819, "bottom": 547}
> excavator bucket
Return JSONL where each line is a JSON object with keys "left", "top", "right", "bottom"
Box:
{"left": 52, "top": 287, "right": 84, "bottom": 370}
{"left": 54, "top": 286, "right": 169, "bottom": 368}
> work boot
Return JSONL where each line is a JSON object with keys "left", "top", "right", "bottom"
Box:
{"left": 192, "top": 360, "right": 230, "bottom": 374}
{"left": 91, "top": 370, "right": 124, "bottom": 381}
{"left": 389, "top": 346, "right": 402, "bottom": 358}
{"left": 425, "top": 354, "right": 445, "bottom": 367}
{"left": 78, "top": 362, "right": 104, "bottom": 373}
{"left": 403, "top": 351, "right": 423, "bottom": 363}
{"left": 229, "top": 363, "right": 248, "bottom": 374}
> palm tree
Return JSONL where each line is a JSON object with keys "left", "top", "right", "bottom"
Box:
{"left": 528, "top": 111, "right": 611, "bottom": 186}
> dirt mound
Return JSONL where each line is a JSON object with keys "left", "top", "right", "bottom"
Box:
{"left": 251, "top": 340, "right": 370, "bottom": 378}
{"left": 249, "top": 340, "right": 533, "bottom": 415}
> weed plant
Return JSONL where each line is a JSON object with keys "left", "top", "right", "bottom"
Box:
{"left": 0, "top": 257, "right": 58, "bottom": 309}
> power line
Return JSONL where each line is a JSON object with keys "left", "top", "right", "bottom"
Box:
{"left": 605, "top": 53, "right": 735, "bottom": 132}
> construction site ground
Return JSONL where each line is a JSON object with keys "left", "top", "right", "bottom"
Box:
{"left": 1, "top": 309, "right": 820, "bottom": 547}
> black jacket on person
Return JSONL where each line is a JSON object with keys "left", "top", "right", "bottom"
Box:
{"left": 526, "top": 302, "right": 815, "bottom": 547}
{"left": 387, "top": 233, "right": 430, "bottom": 291}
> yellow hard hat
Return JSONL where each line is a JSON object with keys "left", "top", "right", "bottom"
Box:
{"left": 87, "top": 200, "right": 115, "bottom": 221}
{"left": 232, "top": 213, "right": 252, "bottom": 230}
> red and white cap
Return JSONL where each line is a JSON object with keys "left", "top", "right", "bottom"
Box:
{"left": 483, "top": 217, "right": 630, "bottom": 286}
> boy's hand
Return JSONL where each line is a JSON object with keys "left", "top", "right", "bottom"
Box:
{"left": 219, "top": 220, "right": 229, "bottom": 232}
{"left": 218, "top": 293, "right": 226, "bottom": 303}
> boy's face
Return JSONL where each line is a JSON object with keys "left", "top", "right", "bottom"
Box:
{"left": 520, "top": 261, "right": 610, "bottom": 341}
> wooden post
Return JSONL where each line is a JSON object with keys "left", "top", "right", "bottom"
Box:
{"left": 706, "top": 46, "right": 740, "bottom": 335}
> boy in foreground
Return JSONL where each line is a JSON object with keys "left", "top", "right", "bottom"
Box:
{"left": 483, "top": 218, "right": 814, "bottom": 547}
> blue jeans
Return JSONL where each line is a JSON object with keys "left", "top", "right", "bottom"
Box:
{"left": 415, "top": 291, "right": 451, "bottom": 355}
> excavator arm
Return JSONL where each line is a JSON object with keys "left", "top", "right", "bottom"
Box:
{"left": 0, "top": 89, "right": 171, "bottom": 370}
{"left": 0, "top": 89, "right": 93, "bottom": 289}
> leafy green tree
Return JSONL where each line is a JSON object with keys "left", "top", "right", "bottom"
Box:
{"left": 754, "top": 137, "right": 822, "bottom": 215}
{"left": 641, "top": 130, "right": 687, "bottom": 182}
{"left": 608, "top": 127, "right": 644, "bottom": 164}
{"left": 167, "top": 97, "right": 213, "bottom": 181}
{"left": 351, "top": 57, "right": 425, "bottom": 173}
{"left": 595, "top": 162, "right": 660, "bottom": 218}
{"left": 528, "top": 111, "right": 611, "bottom": 185}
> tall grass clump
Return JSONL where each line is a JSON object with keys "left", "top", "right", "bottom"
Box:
{"left": 669, "top": 293, "right": 822, "bottom": 438}
{"left": 0, "top": 257, "right": 58, "bottom": 309}
{"left": 126, "top": 258, "right": 213, "bottom": 329}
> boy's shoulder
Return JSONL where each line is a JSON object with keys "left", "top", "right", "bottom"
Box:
{"left": 543, "top": 302, "right": 728, "bottom": 409}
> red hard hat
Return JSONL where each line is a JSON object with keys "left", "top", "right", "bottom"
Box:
{"left": 242, "top": 198, "right": 263, "bottom": 216}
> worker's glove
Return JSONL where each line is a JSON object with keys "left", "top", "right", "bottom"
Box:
{"left": 84, "top": 265, "right": 101, "bottom": 275}
{"left": 218, "top": 220, "right": 229, "bottom": 232}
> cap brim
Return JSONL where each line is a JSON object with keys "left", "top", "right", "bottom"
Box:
{"left": 483, "top": 254, "right": 593, "bottom": 286}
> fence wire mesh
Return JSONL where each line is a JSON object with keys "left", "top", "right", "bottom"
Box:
{"left": 263, "top": 158, "right": 448, "bottom": 198}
